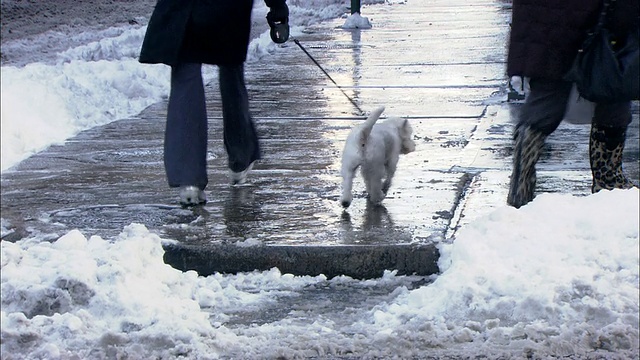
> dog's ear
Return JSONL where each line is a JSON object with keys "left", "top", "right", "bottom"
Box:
{"left": 402, "top": 119, "right": 409, "bottom": 129}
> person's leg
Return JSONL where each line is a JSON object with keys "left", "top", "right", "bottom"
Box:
{"left": 165, "top": 63, "right": 208, "bottom": 191}
{"left": 589, "top": 101, "right": 636, "bottom": 192}
{"left": 218, "top": 63, "right": 261, "bottom": 184}
{"left": 507, "top": 79, "right": 572, "bottom": 208}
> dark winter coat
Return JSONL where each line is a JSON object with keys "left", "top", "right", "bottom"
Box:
{"left": 507, "top": 0, "right": 640, "bottom": 80}
{"left": 139, "top": 0, "right": 286, "bottom": 66}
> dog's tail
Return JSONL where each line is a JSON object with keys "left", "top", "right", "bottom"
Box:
{"left": 359, "top": 106, "right": 385, "bottom": 147}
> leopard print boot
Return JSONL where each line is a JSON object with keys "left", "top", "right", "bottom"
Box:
{"left": 507, "top": 125, "right": 547, "bottom": 208}
{"left": 589, "top": 124, "right": 635, "bottom": 193}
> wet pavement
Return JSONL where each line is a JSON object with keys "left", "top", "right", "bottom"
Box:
{"left": 1, "top": 0, "right": 639, "bottom": 279}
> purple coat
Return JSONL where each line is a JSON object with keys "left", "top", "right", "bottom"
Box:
{"left": 507, "top": 0, "right": 640, "bottom": 80}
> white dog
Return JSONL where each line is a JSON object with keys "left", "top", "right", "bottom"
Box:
{"left": 340, "top": 106, "right": 416, "bottom": 208}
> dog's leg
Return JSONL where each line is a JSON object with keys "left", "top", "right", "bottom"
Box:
{"left": 363, "top": 165, "right": 386, "bottom": 205}
{"left": 340, "top": 165, "right": 357, "bottom": 208}
{"left": 382, "top": 158, "right": 398, "bottom": 194}
{"left": 367, "top": 179, "right": 386, "bottom": 205}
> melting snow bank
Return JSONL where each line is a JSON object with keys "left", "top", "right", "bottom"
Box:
{"left": 1, "top": 189, "right": 638, "bottom": 359}
{"left": 368, "top": 188, "right": 639, "bottom": 359}
{"left": 0, "top": 25, "right": 171, "bottom": 172}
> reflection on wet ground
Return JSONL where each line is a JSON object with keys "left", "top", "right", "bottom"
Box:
{"left": 339, "top": 202, "right": 413, "bottom": 245}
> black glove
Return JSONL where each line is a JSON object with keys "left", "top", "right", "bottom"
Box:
{"left": 266, "top": 5, "right": 289, "bottom": 26}
{"left": 266, "top": 4, "right": 289, "bottom": 43}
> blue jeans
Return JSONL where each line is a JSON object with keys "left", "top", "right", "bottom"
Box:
{"left": 164, "top": 63, "right": 261, "bottom": 189}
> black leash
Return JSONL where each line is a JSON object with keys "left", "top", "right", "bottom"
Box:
{"left": 293, "top": 39, "right": 365, "bottom": 116}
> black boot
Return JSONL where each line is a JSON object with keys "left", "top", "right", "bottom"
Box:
{"left": 589, "top": 124, "right": 636, "bottom": 193}
{"left": 507, "top": 125, "right": 547, "bottom": 208}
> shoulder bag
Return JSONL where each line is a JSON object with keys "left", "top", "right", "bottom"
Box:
{"left": 564, "top": 0, "right": 639, "bottom": 103}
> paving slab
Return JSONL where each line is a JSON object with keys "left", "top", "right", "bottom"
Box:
{"left": 1, "top": 0, "right": 638, "bottom": 279}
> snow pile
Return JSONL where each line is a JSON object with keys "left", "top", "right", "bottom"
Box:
{"left": 342, "top": 13, "right": 373, "bottom": 29}
{"left": 1, "top": 225, "right": 220, "bottom": 359}
{"left": 2, "top": 190, "right": 638, "bottom": 359}
{"left": 362, "top": 188, "right": 639, "bottom": 358}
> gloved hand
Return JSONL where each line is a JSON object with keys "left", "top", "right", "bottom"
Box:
{"left": 266, "top": 4, "right": 289, "bottom": 43}
{"left": 266, "top": 4, "right": 289, "bottom": 26}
